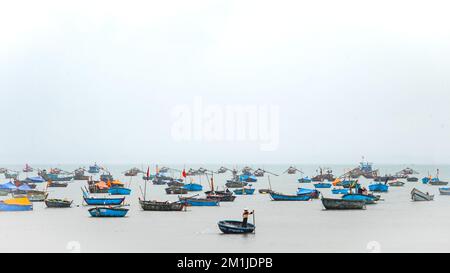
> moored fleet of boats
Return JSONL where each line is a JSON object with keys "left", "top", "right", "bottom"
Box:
{"left": 0, "top": 161, "right": 448, "bottom": 234}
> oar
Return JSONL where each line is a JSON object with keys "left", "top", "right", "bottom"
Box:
{"left": 252, "top": 211, "right": 256, "bottom": 234}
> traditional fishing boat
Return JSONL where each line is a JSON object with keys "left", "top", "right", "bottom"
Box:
{"left": 23, "top": 164, "right": 34, "bottom": 173}
{"left": 14, "top": 190, "right": 48, "bottom": 202}
{"left": 388, "top": 180, "right": 405, "bottom": 187}
{"left": 321, "top": 198, "right": 366, "bottom": 210}
{"left": 4, "top": 171, "right": 19, "bottom": 179}
{"left": 108, "top": 187, "right": 132, "bottom": 195}
{"left": 139, "top": 198, "right": 185, "bottom": 211}
{"left": 183, "top": 183, "right": 203, "bottom": 192}
{"left": 24, "top": 176, "right": 46, "bottom": 183}
{"left": 298, "top": 177, "right": 312, "bottom": 183}
{"left": 411, "top": 188, "right": 434, "bottom": 201}
{"left": 88, "top": 180, "right": 110, "bottom": 194}
{"left": 45, "top": 199, "right": 73, "bottom": 208}
{"left": 439, "top": 188, "right": 450, "bottom": 195}
{"left": 270, "top": 192, "right": 312, "bottom": 201}
{"left": 165, "top": 186, "right": 188, "bottom": 195}
{"left": 217, "top": 167, "right": 229, "bottom": 174}
{"left": 88, "top": 164, "right": 101, "bottom": 174}
{"left": 429, "top": 179, "right": 448, "bottom": 186}
{"left": 0, "top": 197, "right": 33, "bottom": 211}
{"left": 167, "top": 180, "right": 185, "bottom": 187}
{"left": 88, "top": 206, "right": 129, "bottom": 217}
{"left": 47, "top": 180, "right": 69, "bottom": 188}
{"left": 100, "top": 173, "right": 114, "bottom": 182}
{"left": 206, "top": 193, "right": 236, "bottom": 202}
{"left": 312, "top": 167, "right": 335, "bottom": 182}
{"left": 124, "top": 167, "right": 142, "bottom": 177}
{"left": 178, "top": 196, "right": 220, "bottom": 207}
{"left": 369, "top": 183, "right": 389, "bottom": 193}
{"left": 407, "top": 177, "right": 419, "bottom": 182}
{"left": 82, "top": 188, "right": 125, "bottom": 206}
{"left": 258, "top": 189, "right": 273, "bottom": 194}
{"left": 343, "top": 159, "right": 379, "bottom": 179}
{"left": 218, "top": 221, "right": 255, "bottom": 234}
{"left": 225, "top": 180, "right": 248, "bottom": 188}
{"left": 296, "top": 188, "right": 320, "bottom": 199}
{"left": 74, "top": 168, "right": 90, "bottom": 180}
{"left": 233, "top": 187, "right": 255, "bottom": 195}
{"left": 314, "top": 182, "right": 332, "bottom": 189}
{"left": 239, "top": 174, "right": 257, "bottom": 183}
{"left": 342, "top": 194, "right": 378, "bottom": 205}
{"left": 284, "top": 166, "right": 301, "bottom": 175}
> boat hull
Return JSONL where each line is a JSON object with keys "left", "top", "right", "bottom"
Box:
{"left": 83, "top": 197, "right": 125, "bottom": 206}
{"left": 139, "top": 199, "right": 185, "bottom": 211}
{"left": 108, "top": 188, "right": 132, "bottom": 195}
{"left": 233, "top": 189, "right": 255, "bottom": 195}
{"left": 411, "top": 188, "right": 434, "bottom": 201}
{"left": 321, "top": 198, "right": 366, "bottom": 210}
{"left": 270, "top": 192, "right": 312, "bottom": 201}
{"left": 89, "top": 207, "right": 129, "bottom": 217}
{"left": 0, "top": 203, "right": 33, "bottom": 211}
{"left": 218, "top": 221, "right": 255, "bottom": 234}
{"left": 45, "top": 199, "right": 73, "bottom": 208}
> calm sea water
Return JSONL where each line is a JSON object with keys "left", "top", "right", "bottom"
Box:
{"left": 0, "top": 164, "right": 449, "bottom": 253}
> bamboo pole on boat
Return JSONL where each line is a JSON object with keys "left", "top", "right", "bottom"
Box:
{"left": 252, "top": 211, "right": 256, "bottom": 234}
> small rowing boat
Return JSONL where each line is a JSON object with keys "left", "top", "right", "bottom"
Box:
{"left": 411, "top": 188, "right": 434, "bottom": 201}
{"left": 218, "top": 221, "right": 255, "bottom": 234}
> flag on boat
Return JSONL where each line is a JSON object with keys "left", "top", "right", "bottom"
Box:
{"left": 332, "top": 178, "right": 341, "bottom": 186}
{"left": 147, "top": 166, "right": 150, "bottom": 178}
{"left": 182, "top": 169, "right": 187, "bottom": 178}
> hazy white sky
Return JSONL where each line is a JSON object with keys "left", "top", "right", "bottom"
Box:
{"left": 1, "top": 0, "right": 449, "bottom": 164}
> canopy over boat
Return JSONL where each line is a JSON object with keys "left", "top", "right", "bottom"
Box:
{"left": 3, "top": 197, "right": 32, "bottom": 206}
{"left": 18, "top": 184, "right": 32, "bottom": 192}
{"left": 95, "top": 181, "right": 110, "bottom": 189}
{"left": 27, "top": 176, "right": 46, "bottom": 183}
{"left": 0, "top": 182, "right": 17, "bottom": 191}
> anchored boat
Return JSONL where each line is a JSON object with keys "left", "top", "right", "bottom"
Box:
{"left": 89, "top": 206, "right": 129, "bottom": 217}
{"left": 0, "top": 197, "right": 33, "bottom": 211}
{"left": 369, "top": 183, "right": 389, "bottom": 193}
{"left": 270, "top": 192, "right": 312, "bottom": 201}
{"left": 45, "top": 199, "right": 73, "bottom": 208}
{"left": 411, "top": 188, "right": 434, "bottom": 201}
{"left": 321, "top": 198, "right": 366, "bottom": 210}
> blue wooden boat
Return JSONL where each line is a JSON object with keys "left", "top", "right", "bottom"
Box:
{"left": 218, "top": 221, "right": 255, "bottom": 234}
{"left": 108, "top": 187, "right": 132, "bottom": 195}
{"left": 298, "top": 177, "right": 312, "bottom": 183}
{"left": 239, "top": 175, "right": 258, "bottom": 183}
{"left": 342, "top": 194, "right": 378, "bottom": 204}
{"left": 0, "top": 182, "right": 17, "bottom": 193}
{"left": 183, "top": 183, "right": 203, "bottom": 192}
{"left": 296, "top": 188, "right": 320, "bottom": 199}
{"left": 88, "top": 207, "right": 129, "bottom": 217}
{"left": 179, "top": 197, "right": 219, "bottom": 207}
{"left": 25, "top": 176, "right": 46, "bottom": 183}
{"left": 233, "top": 188, "right": 256, "bottom": 195}
{"left": 314, "top": 183, "right": 332, "bottom": 189}
{"left": 0, "top": 197, "right": 33, "bottom": 211}
{"left": 332, "top": 188, "right": 349, "bottom": 195}
{"left": 270, "top": 192, "right": 312, "bottom": 201}
{"left": 88, "top": 164, "right": 101, "bottom": 174}
{"left": 369, "top": 183, "right": 389, "bottom": 193}
{"left": 82, "top": 188, "right": 125, "bottom": 206}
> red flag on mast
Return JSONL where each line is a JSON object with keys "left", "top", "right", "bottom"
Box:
{"left": 147, "top": 166, "right": 150, "bottom": 178}
{"left": 182, "top": 169, "right": 187, "bottom": 178}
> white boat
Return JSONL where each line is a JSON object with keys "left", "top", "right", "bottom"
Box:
{"left": 439, "top": 187, "right": 450, "bottom": 196}
{"left": 411, "top": 188, "right": 434, "bottom": 201}
{"left": 388, "top": 180, "right": 405, "bottom": 187}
